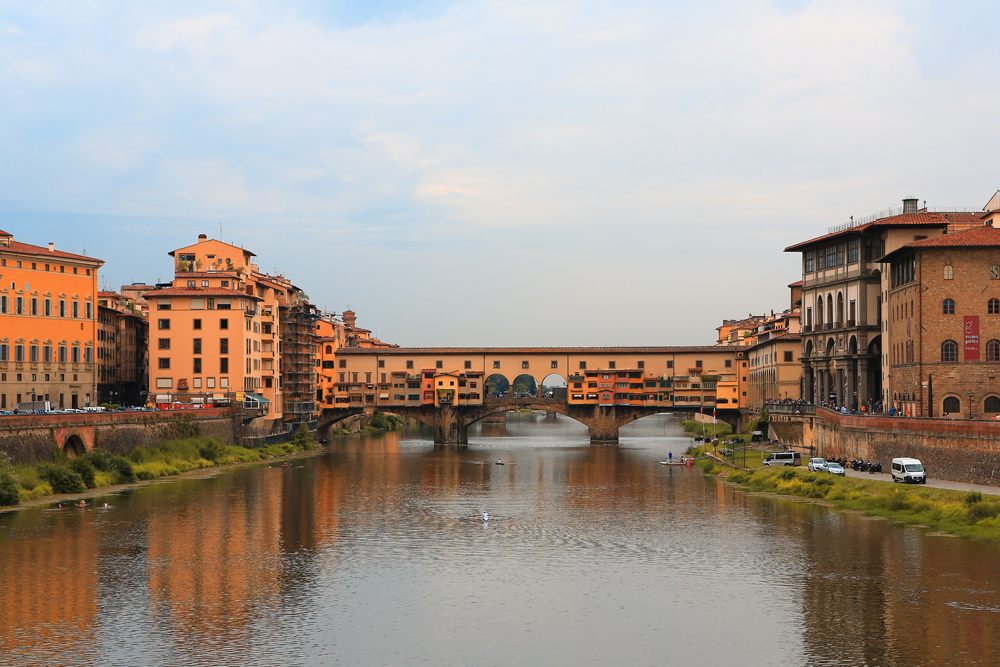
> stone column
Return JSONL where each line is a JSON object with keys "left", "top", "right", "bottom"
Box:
{"left": 432, "top": 406, "right": 469, "bottom": 445}
{"left": 857, "top": 358, "right": 869, "bottom": 407}
{"left": 847, "top": 359, "right": 857, "bottom": 411}
{"left": 589, "top": 405, "right": 620, "bottom": 444}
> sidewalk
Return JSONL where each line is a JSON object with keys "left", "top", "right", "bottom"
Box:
{"left": 844, "top": 468, "right": 1000, "bottom": 496}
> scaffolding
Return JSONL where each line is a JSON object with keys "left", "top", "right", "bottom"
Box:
{"left": 280, "top": 299, "right": 320, "bottom": 428}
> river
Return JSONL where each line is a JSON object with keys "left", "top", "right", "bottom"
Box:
{"left": 1, "top": 412, "right": 998, "bottom": 666}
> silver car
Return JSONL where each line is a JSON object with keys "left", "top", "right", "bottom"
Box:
{"left": 825, "top": 462, "right": 846, "bottom": 476}
{"left": 807, "top": 458, "right": 827, "bottom": 472}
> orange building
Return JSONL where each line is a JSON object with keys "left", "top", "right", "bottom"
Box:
{"left": 144, "top": 234, "right": 319, "bottom": 428}
{"left": 0, "top": 229, "right": 103, "bottom": 410}
{"left": 315, "top": 309, "right": 397, "bottom": 413}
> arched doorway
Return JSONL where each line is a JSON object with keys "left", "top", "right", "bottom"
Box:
{"left": 540, "top": 373, "right": 567, "bottom": 400}
{"left": 63, "top": 434, "right": 86, "bottom": 458}
{"left": 512, "top": 374, "right": 538, "bottom": 398}
{"left": 486, "top": 374, "right": 510, "bottom": 398}
{"left": 943, "top": 396, "right": 961, "bottom": 415}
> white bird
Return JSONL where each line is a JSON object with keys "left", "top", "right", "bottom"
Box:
{"left": 483, "top": 512, "right": 489, "bottom": 522}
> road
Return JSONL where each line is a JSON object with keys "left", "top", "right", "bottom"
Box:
{"left": 843, "top": 468, "right": 1000, "bottom": 496}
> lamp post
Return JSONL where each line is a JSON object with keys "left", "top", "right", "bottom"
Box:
{"left": 968, "top": 390, "right": 974, "bottom": 420}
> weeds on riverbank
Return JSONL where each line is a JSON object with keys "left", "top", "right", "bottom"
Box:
{"left": 714, "top": 466, "right": 1000, "bottom": 541}
{"left": 679, "top": 419, "right": 732, "bottom": 439}
{"left": 2, "top": 432, "right": 317, "bottom": 507}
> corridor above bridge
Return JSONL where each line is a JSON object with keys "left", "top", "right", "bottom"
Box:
{"left": 321, "top": 346, "right": 747, "bottom": 412}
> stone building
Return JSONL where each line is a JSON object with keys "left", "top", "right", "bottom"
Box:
{"left": 880, "top": 221, "right": 1000, "bottom": 418}
{"left": 786, "top": 197, "right": 980, "bottom": 409}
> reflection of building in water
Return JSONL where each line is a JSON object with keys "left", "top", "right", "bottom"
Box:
{"left": 144, "top": 474, "right": 284, "bottom": 653}
{"left": 0, "top": 512, "right": 98, "bottom": 659}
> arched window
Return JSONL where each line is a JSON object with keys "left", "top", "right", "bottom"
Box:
{"left": 989, "top": 340, "right": 1000, "bottom": 362}
{"left": 943, "top": 298, "right": 955, "bottom": 315}
{"left": 827, "top": 297, "right": 834, "bottom": 326}
{"left": 990, "top": 298, "right": 1000, "bottom": 315}
{"left": 985, "top": 396, "right": 1000, "bottom": 413}
{"left": 837, "top": 293, "right": 844, "bottom": 324}
{"left": 944, "top": 264, "right": 954, "bottom": 280}
{"left": 941, "top": 339, "right": 958, "bottom": 363}
{"left": 943, "top": 396, "right": 961, "bottom": 414}
{"left": 816, "top": 296, "right": 824, "bottom": 325}
{"left": 325, "top": 345, "right": 333, "bottom": 354}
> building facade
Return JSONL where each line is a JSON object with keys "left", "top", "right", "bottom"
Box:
{"left": 0, "top": 229, "right": 103, "bottom": 410}
{"left": 786, "top": 197, "right": 981, "bottom": 410}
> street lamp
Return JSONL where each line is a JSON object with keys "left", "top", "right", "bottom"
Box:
{"left": 968, "top": 390, "right": 974, "bottom": 420}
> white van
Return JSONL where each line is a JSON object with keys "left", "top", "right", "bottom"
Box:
{"left": 763, "top": 451, "right": 800, "bottom": 467}
{"left": 891, "top": 458, "right": 926, "bottom": 484}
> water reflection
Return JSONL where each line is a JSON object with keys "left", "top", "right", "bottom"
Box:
{"left": 0, "top": 412, "right": 998, "bottom": 666}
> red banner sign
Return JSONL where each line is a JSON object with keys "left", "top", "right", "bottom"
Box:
{"left": 965, "top": 316, "right": 980, "bottom": 361}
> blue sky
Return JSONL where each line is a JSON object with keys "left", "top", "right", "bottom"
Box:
{"left": 3, "top": 1, "right": 999, "bottom": 345}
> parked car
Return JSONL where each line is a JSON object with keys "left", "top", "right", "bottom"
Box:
{"left": 891, "top": 458, "right": 926, "bottom": 484}
{"left": 807, "top": 458, "right": 827, "bottom": 472}
{"left": 763, "top": 452, "right": 800, "bottom": 467}
{"left": 825, "top": 462, "right": 846, "bottom": 476}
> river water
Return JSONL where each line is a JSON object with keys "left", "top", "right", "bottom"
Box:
{"left": 1, "top": 413, "right": 999, "bottom": 666}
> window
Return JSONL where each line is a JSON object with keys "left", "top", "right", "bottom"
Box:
{"left": 190, "top": 318, "right": 201, "bottom": 330}
{"left": 158, "top": 358, "right": 170, "bottom": 369}
{"left": 990, "top": 299, "right": 1000, "bottom": 315}
{"left": 609, "top": 361, "right": 616, "bottom": 369}
{"left": 193, "top": 358, "right": 202, "bottom": 373}
{"left": 187, "top": 280, "right": 196, "bottom": 288}
{"left": 986, "top": 396, "right": 1000, "bottom": 413}
{"left": 15, "top": 345, "right": 24, "bottom": 362}
{"left": 156, "top": 378, "right": 172, "bottom": 389}
{"left": 43, "top": 346, "right": 52, "bottom": 362}
{"left": 847, "top": 239, "right": 859, "bottom": 263}
{"left": 202, "top": 280, "right": 209, "bottom": 287}
{"left": 406, "top": 360, "right": 414, "bottom": 369}
{"left": 157, "top": 298, "right": 171, "bottom": 310}
{"left": 436, "top": 360, "right": 443, "bottom": 369}
{"left": 493, "top": 361, "right": 501, "bottom": 369}
{"left": 59, "top": 346, "right": 67, "bottom": 363}
{"left": 379, "top": 360, "right": 387, "bottom": 368}
{"left": 15, "top": 297, "right": 23, "bottom": 314}
{"left": 30, "top": 298, "right": 37, "bottom": 315}
{"left": 59, "top": 300, "right": 66, "bottom": 317}
{"left": 158, "top": 338, "right": 170, "bottom": 349}
{"left": 220, "top": 358, "right": 229, "bottom": 373}
{"left": 804, "top": 251, "right": 815, "bottom": 273}
{"left": 941, "top": 339, "right": 958, "bottom": 363}
{"left": 580, "top": 361, "right": 587, "bottom": 370}
{"left": 943, "top": 298, "right": 955, "bottom": 315}
{"left": 522, "top": 361, "right": 529, "bottom": 369}
{"left": 72, "top": 347, "right": 80, "bottom": 363}
{"left": 219, "top": 318, "right": 228, "bottom": 329}
{"left": 724, "top": 359, "right": 732, "bottom": 368}
{"left": 220, "top": 338, "right": 229, "bottom": 354}
{"left": 943, "top": 396, "right": 961, "bottom": 413}
{"left": 696, "top": 360, "right": 703, "bottom": 368}
{"left": 29, "top": 345, "right": 38, "bottom": 362}
{"left": 945, "top": 265, "right": 954, "bottom": 280}
{"left": 193, "top": 338, "right": 202, "bottom": 354}
{"left": 339, "top": 359, "right": 346, "bottom": 368}
{"left": 44, "top": 299, "right": 51, "bottom": 316}
{"left": 784, "top": 351, "right": 794, "bottom": 362}
{"left": 158, "top": 319, "right": 170, "bottom": 329}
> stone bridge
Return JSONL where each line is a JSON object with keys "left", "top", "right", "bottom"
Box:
{"left": 319, "top": 398, "right": 740, "bottom": 445}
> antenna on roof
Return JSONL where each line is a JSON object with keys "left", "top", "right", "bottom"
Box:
{"left": 219, "top": 223, "right": 223, "bottom": 240}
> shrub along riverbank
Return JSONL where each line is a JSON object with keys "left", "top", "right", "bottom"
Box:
{"left": 0, "top": 424, "right": 318, "bottom": 508}
{"left": 696, "top": 460, "right": 1000, "bottom": 541}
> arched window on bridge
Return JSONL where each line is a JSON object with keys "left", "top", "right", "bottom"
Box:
{"left": 541, "top": 373, "right": 567, "bottom": 399}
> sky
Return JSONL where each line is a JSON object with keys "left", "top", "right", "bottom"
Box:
{"left": 3, "top": 0, "right": 1000, "bottom": 346}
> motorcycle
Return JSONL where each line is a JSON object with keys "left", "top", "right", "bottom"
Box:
{"left": 868, "top": 461, "right": 882, "bottom": 474}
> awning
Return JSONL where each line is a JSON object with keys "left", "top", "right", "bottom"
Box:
{"left": 245, "top": 392, "right": 270, "bottom": 404}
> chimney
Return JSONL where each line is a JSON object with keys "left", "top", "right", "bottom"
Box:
{"left": 198, "top": 234, "right": 208, "bottom": 243}
{"left": 48, "top": 242, "right": 54, "bottom": 252}
{"left": 902, "top": 197, "right": 919, "bottom": 214}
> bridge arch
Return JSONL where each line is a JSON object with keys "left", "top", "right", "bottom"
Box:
{"left": 63, "top": 434, "right": 86, "bottom": 458}
{"left": 486, "top": 373, "right": 510, "bottom": 398}
{"left": 511, "top": 373, "right": 538, "bottom": 398}
{"left": 540, "top": 373, "right": 567, "bottom": 399}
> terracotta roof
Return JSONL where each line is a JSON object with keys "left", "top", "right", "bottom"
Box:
{"left": 339, "top": 346, "right": 739, "bottom": 355}
{"left": 788, "top": 280, "right": 802, "bottom": 287}
{"left": 98, "top": 291, "right": 123, "bottom": 298}
{"left": 746, "top": 332, "right": 801, "bottom": 352}
{"left": 142, "top": 287, "right": 262, "bottom": 301}
{"left": 0, "top": 229, "right": 11, "bottom": 236}
{"left": 880, "top": 224, "right": 1000, "bottom": 262}
{"left": 784, "top": 212, "right": 981, "bottom": 252}
{"left": 0, "top": 239, "right": 104, "bottom": 263}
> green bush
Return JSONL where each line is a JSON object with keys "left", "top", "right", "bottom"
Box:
{"left": 0, "top": 453, "right": 20, "bottom": 506}
{"left": 968, "top": 502, "right": 1000, "bottom": 521}
{"left": 290, "top": 424, "right": 315, "bottom": 450}
{"left": 198, "top": 438, "right": 226, "bottom": 462}
{"left": 369, "top": 412, "right": 392, "bottom": 430}
{"left": 777, "top": 468, "right": 798, "bottom": 481}
{"left": 965, "top": 491, "right": 984, "bottom": 506}
{"left": 39, "top": 464, "right": 86, "bottom": 494}
{"left": 68, "top": 458, "right": 97, "bottom": 489}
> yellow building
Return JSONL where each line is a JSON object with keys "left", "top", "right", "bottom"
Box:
{"left": 0, "top": 229, "right": 103, "bottom": 410}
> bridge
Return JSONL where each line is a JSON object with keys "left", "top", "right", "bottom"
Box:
{"left": 317, "top": 346, "right": 747, "bottom": 444}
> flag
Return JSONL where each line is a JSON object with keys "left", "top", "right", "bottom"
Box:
{"left": 713, "top": 407, "right": 716, "bottom": 425}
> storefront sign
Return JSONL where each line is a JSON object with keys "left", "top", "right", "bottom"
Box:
{"left": 965, "top": 315, "right": 980, "bottom": 360}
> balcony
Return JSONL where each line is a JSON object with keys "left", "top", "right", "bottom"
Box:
{"left": 834, "top": 321, "right": 843, "bottom": 329}
{"left": 801, "top": 325, "right": 812, "bottom": 333}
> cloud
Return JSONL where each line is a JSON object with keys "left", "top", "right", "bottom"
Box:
{"left": 1, "top": 0, "right": 999, "bottom": 345}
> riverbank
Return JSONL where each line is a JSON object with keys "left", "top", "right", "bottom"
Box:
{"left": 0, "top": 428, "right": 321, "bottom": 510}
{"left": 698, "top": 462, "right": 1000, "bottom": 541}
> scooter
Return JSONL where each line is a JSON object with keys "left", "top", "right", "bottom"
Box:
{"left": 868, "top": 461, "right": 882, "bottom": 474}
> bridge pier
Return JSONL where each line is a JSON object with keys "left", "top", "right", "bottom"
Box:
{"left": 587, "top": 406, "right": 621, "bottom": 444}
{"left": 433, "top": 406, "right": 469, "bottom": 445}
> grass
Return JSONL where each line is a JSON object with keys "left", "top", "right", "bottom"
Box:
{"left": 0, "top": 433, "right": 318, "bottom": 508}
{"left": 705, "top": 465, "right": 1000, "bottom": 541}
{"left": 679, "top": 419, "right": 733, "bottom": 439}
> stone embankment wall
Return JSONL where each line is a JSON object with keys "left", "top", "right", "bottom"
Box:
{"left": 0, "top": 410, "right": 239, "bottom": 464}
{"left": 771, "top": 406, "right": 1000, "bottom": 487}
